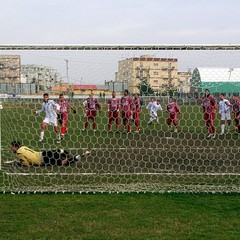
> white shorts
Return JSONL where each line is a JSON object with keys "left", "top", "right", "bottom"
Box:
{"left": 220, "top": 112, "right": 231, "bottom": 121}
{"left": 150, "top": 111, "right": 158, "bottom": 119}
{"left": 43, "top": 117, "right": 58, "bottom": 126}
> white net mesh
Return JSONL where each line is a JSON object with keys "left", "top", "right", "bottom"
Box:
{"left": 0, "top": 45, "right": 240, "bottom": 193}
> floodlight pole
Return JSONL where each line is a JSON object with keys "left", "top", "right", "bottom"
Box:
{"left": 228, "top": 68, "right": 234, "bottom": 82}
{"left": 64, "top": 59, "right": 69, "bottom": 84}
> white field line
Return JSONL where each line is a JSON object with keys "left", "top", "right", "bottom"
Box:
{"left": 5, "top": 172, "right": 240, "bottom": 176}
{"left": 68, "top": 147, "right": 240, "bottom": 151}
{"left": 1, "top": 147, "right": 240, "bottom": 152}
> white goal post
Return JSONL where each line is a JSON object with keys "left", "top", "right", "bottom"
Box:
{"left": 0, "top": 44, "right": 240, "bottom": 194}
{"left": 0, "top": 44, "right": 240, "bottom": 50}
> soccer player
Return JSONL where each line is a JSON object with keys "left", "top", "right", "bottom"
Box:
{"left": 146, "top": 97, "right": 155, "bottom": 116}
{"left": 202, "top": 89, "right": 218, "bottom": 138}
{"left": 107, "top": 91, "right": 120, "bottom": 132}
{"left": 35, "top": 93, "right": 61, "bottom": 143}
{"left": 132, "top": 93, "right": 141, "bottom": 132}
{"left": 147, "top": 99, "right": 163, "bottom": 125}
{"left": 9, "top": 141, "right": 90, "bottom": 166}
{"left": 166, "top": 97, "right": 182, "bottom": 132}
{"left": 58, "top": 94, "right": 77, "bottom": 141}
{"left": 219, "top": 93, "right": 232, "bottom": 135}
{"left": 120, "top": 89, "right": 133, "bottom": 132}
{"left": 82, "top": 94, "right": 101, "bottom": 132}
{"left": 232, "top": 94, "right": 240, "bottom": 133}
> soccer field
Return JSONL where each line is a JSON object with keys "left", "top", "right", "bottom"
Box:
{"left": 0, "top": 99, "right": 240, "bottom": 193}
{"left": 0, "top": 193, "right": 240, "bottom": 240}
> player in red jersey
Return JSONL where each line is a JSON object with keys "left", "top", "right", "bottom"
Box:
{"left": 120, "top": 89, "right": 133, "bottom": 132}
{"left": 58, "top": 94, "right": 76, "bottom": 141}
{"left": 107, "top": 91, "right": 120, "bottom": 132}
{"left": 202, "top": 89, "right": 218, "bottom": 138}
{"left": 166, "top": 97, "right": 182, "bottom": 132}
{"left": 82, "top": 94, "right": 101, "bottom": 132}
{"left": 132, "top": 93, "right": 141, "bottom": 132}
{"left": 232, "top": 94, "right": 240, "bottom": 133}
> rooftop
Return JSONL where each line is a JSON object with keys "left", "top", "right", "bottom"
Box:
{"left": 73, "top": 84, "right": 98, "bottom": 90}
{"left": 194, "top": 67, "right": 240, "bottom": 82}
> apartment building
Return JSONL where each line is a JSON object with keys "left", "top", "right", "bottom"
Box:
{"left": 115, "top": 55, "right": 179, "bottom": 94}
{"left": 178, "top": 71, "right": 191, "bottom": 93}
{"left": 0, "top": 55, "right": 21, "bottom": 83}
{"left": 21, "top": 65, "right": 61, "bottom": 92}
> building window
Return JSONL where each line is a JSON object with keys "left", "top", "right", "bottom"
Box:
{"left": 153, "top": 80, "right": 158, "bottom": 83}
{"left": 154, "top": 71, "right": 158, "bottom": 75}
{"left": 140, "top": 62, "right": 143, "bottom": 67}
{"left": 154, "top": 63, "right": 158, "bottom": 67}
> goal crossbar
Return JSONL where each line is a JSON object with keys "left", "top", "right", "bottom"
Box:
{"left": 0, "top": 44, "right": 240, "bottom": 51}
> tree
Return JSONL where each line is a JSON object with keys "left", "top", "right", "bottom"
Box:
{"left": 138, "top": 78, "right": 154, "bottom": 96}
{"left": 161, "top": 84, "right": 177, "bottom": 97}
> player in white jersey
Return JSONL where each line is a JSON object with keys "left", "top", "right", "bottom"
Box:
{"left": 219, "top": 93, "right": 232, "bottom": 135}
{"left": 146, "top": 97, "right": 155, "bottom": 115}
{"left": 35, "top": 93, "right": 61, "bottom": 142}
{"left": 147, "top": 99, "right": 163, "bottom": 124}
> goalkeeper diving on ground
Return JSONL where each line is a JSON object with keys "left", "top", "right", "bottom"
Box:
{"left": 7, "top": 141, "right": 90, "bottom": 166}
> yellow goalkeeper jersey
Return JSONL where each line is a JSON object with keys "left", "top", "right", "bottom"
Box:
{"left": 16, "top": 146, "right": 42, "bottom": 166}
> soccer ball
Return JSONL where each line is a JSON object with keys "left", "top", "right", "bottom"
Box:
{"left": 84, "top": 150, "right": 91, "bottom": 156}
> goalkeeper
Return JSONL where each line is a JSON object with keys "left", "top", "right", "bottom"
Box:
{"left": 9, "top": 141, "right": 90, "bottom": 167}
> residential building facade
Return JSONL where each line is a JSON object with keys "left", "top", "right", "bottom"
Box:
{"left": 0, "top": 55, "right": 21, "bottom": 83}
{"left": 115, "top": 55, "right": 179, "bottom": 94}
{"left": 178, "top": 71, "right": 191, "bottom": 93}
{"left": 21, "top": 65, "right": 61, "bottom": 92}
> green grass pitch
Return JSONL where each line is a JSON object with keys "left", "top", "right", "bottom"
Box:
{"left": 0, "top": 100, "right": 240, "bottom": 239}
{"left": 0, "top": 193, "right": 240, "bottom": 240}
{"left": 0, "top": 100, "right": 240, "bottom": 193}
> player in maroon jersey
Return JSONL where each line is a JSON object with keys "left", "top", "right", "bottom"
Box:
{"left": 107, "top": 91, "right": 120, "bottom": 132}
{"left": 58, "top": 94, "right": 76, "bottom": 141}
{"left": 120, "top": 89, "right": 133, "bottom": 132}
{"left": 232, "top": 94, "right": 240, "bottom": 133}
{"left": 166, "top": 97, "right": 182, "bottom": 132}
{"left": 202, "top": 89, "right": 218, "bottom": 138}
{"left": 82, "top": 94, "right": 101, "bottom": 132}
{"left": 132, "top": 93, "right": 141, "bottom": 132}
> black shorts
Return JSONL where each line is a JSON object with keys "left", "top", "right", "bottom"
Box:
{"left": 41, "top": 149, "right": 69, "bottom": 166}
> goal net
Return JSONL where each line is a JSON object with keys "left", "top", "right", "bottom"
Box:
{"left": 0, "top": 44, "right": 240, "bottom": 193}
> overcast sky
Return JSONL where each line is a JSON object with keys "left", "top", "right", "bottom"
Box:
{"left": 0, "top": 0, "right": 240, "bottom": 84}
{"left": 1, "top": 0, "right": 240, "bottom": 44}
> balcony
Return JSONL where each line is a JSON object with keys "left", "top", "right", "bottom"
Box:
{"left": 136, "top": 75, "right": 150, "bottom": 79}
{"left": 161, "top": 66, "right": 175, "bottom": 71}
{"left": 135, "top": 66, "right": 150, "bottom": 70}
{"left": 161, "top": 75, "right": 169, "bottom": 79}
